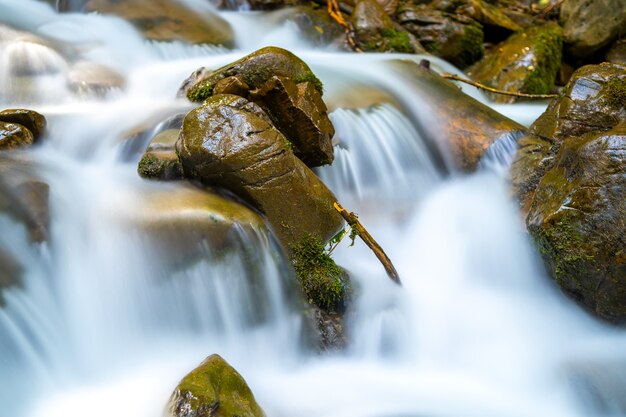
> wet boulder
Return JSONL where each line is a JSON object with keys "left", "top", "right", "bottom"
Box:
{"left": 0, "top": 109, "right": 46, "bottom": 142}
{"left": 455, "top": 0, "right": 522, "bottom": 34}
{"left": 179, "top": 47, "right": 323, "bottom": 102}
{"left": 560, "top": 0, "right": 626, "bottom": 59}
{"left": 397, "top": 4, "right": 484, "bottom": 68}
{"left": 526, "top": 123, "right": 626, "bottom": 321}
{"left": 467, "top": 22, "right": 562, "bottom": 103}
{"left": 176, "top": 94, "right": 344, "bottom": 250}
{"left": 167, "top": 354, "right": 264, "bottom": 417}
{"left": 509, "top": 63, "right": 626, "bottom": 321}
{"left": 0, "top": 123, "right": 34, "bottom": 151}
{"left": 137, "top": 129, "right": 184, "bottom": 181}
{"left": 84, "top": 0, "right": 234, "bottom": 46}
{"left": 351, "top": 0, "right": 423, "bottom": 53}
{"left": 249, "top": 76, "right": 335, "bottom": 166}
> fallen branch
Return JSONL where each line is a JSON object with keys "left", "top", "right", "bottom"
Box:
{"left": 333, "top": 202, "right": 401, "bottom": 285}
{"left": 439, "top": 73, "right": 558, "bottom": 99}
{"left": 326, "top": 0, "right": 363, "bottom": 52}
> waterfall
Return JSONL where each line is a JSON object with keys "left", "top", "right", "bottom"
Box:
{"left": 2, "top": 2, "right": 626, "bottom": 417}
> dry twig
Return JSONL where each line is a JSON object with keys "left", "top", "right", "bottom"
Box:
{"left": 439, "top": 73, "right": 558, "bottom": 99}
{"left": 333, "top": 202, "right": 401, "bottom": 285}
{"left": 325, "top": 0, "right": 363, "bottom": 52}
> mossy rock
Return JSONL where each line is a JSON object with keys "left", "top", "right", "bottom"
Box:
{"left": 397, "top": 3, "right": 484, "bottom": 68}
{"left": 168, "top": 354, "right": 265, "bottom": 417}
{"left": 455, "top": 0, "right": 522, "bottom": 35}
{"left": 137, "top": 129, "right": 184, "bottom": 180}
{"left": 0, "top": 109, "right": 46, "bottom": 142}
{"left": 176, "top": 94, "right": 344, "bottom": 251}
{"left": 351, "top": 0, "right": 422, "bottom": 53}
{"left": 526, "top": 123, "right": 626, "bottom": 322}
{"left": 179, "top": 47, "right": 323, "bottom": 102}
{"left": 0, "top": 122, "right": 34, "bottom": 151}
{"left": 290, "top": 233, "right": 349, "bottom": 312}
{"left": 84, "top": 0, "right": 234, "bottom": 46}
{"left": 466, "top": 22, "right": 562, "bottom": 103}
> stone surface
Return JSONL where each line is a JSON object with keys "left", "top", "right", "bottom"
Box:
{"left": 0, "top": 122, "right": 34, "bottom": 150}
{"left": 179, "top": 47, "right": 323, "bottom": 102}
{"left": 351, "top": 0, "right": 422, "bottom": 53}
{"left": 397, "top": 3, "right": 484, "bottom": 68}
{"left": 0, "top": 109, "right": 46, "bottom": 142}
{"left": 168, "top": 354, "right": 265, "bottom": 417}
{"left": 176, "top": 94, "right": 344, "bottom": 250}
{"left": 467, "top": 22, "right": 562, "bottom": 103}
{"left": 249, "top": 76, "right": 335, "bottom": 167}
{"left": 527, "top": 123, "right": 626, "bottom": 321}
{"left": 67, "top": 61, "right": 124, "bottom": 96}
{"left": 137, "top": 129, "right": 184, "bottom": 181}
{"left": 456, "top": 0, "right": 522, "bottom": 33}
{"left": 84, "top": 0, "right": 234, "bottom": 46}
{"left": 607, "top": 38, "right": 626, "bottom": 66}
{"left": 560, "top": 0, "right": 626, "bottom": 58}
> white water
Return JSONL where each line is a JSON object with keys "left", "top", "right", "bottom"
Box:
{"left": 1, "top": 1, "right": 626, "bottom": 417}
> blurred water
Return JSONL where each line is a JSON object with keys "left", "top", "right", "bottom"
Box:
{"left": 1, "top": 2, "right": 625, "bottom": 417}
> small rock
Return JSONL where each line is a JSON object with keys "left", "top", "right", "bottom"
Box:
{"left": 167, "top": 354, "right": 265, "bottom": 417}
{"left": 137, "top": 129, "right": 184, "bottom": 181}
{"left": 67, "top": 61, "right": 124, "bottom": 96}
{"left": 0, "top": 109, "right": 46, "bottom": 142}
{"left": 0, "top": 122, "right": 34, "bottom": 151}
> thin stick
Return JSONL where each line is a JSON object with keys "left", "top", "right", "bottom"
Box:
{"left": 439, "top": 73, "right": 558, "bottom": 99}
{"left": 333, "top": 202, "right": 401, "bottom": 285}
{"left": 326, "top": 0, "right": 363, "bottom": 52}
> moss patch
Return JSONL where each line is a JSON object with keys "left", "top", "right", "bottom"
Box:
{"left": 295, "top": 71, "right": 324, "bottom": 95}
{"left": 381, "top": 28, "right": 414, "bottom": 53}
{"left": 602, "top": 77, "right": 626, "bottom": 109}
{"left": 187, "top": 82, "right": 214, "bottom": 102}
{"left": 290, "top": 233, "right": 348, "bottom": 312}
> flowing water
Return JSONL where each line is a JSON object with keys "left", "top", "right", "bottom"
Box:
{"left": 1, "top": 1, "right": 626, "bottom": 417}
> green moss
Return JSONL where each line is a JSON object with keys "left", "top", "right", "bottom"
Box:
{"left": 521, "top": 25, "right": 563, "bottom": 95}
{"left": 137, "top": 153, "right": 161, "bottom": 178}
{"left": 295, "top": 71, "right": 324, "bottom": 95}
{"left": 290, "top": 233, "right": 347, "bottom": 312}
{"left": 602, "top": 77, "right": 626, "bottom": 109}
{"left": 175, "top": 354, "right": 264, "bottom": 417}
{"left": 381, "top": 28, "right": 414, "bottom": 53}
{"left": 457, "top": 23, "right": 484, "bottom": 68}
{"left": 187, "top": 82, "right": 214, "bottom": 102}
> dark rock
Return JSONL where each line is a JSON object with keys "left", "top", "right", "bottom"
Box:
{"left": 213, "top": 75, "right": 251, "bottom": 97}
{"left": 179, "top": 46, "right": 323, "bottom": 102}
{"left": 467, "top": 22, "right": 562, "bottom": 103}
{"left": 527, "top": 123, "right": 626, "bottom": 321}
{"left": 176, "top": 94, "right": 344, "bottom": 250}
{"left": 289, "top": 6, "right": 346, "bottom": 47}
{"left": 249, "top": 76, "right": 335, "bottom": 167}
{"left": 560, "top": 0, "right": 626, "bottom": 59}
{"left": 509, "top": 63, "right": 626, "bottom": 321}
{"left": 0, "top": 109, "right": 46, "bottom": 142}
{"left": 210, "top": 0, "right": 301, "bottom": 10}
{"left": 606, "top": 38, "right": 626, "bottom": 66}
{"left": 0, "top": 122, "right": 34, "bottom": 150}
{"left": 84, "top": 0, "right": 234, "bottom": 46}
{"left": 351, "top": 0, "right": 423, "bottom": 53}
{"left": 137, "top": 129, "right": 184, "bottom": 181}
{"left": 397, "top": 4, "right": 484, "bottom": 68}
{"left": 306, "top": 307, "right": 347, "bottom": 351}
{"left": 167, "top": 354, "right": 264, "bottom": 417}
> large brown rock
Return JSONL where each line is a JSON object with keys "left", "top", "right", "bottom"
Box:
{"left": 168, "top": 354, "right": 264, "bottom": 417}
{"left": 0, "top": 109, "right": 46, "bottom": 142}
{"left": 249, "top": 76, "right": 335, "bottom": 167}
{"left": 179, "top": 47, "right": 323, "bottom": 102}
{"left": 397, "top": 4, "right": 484, "bottom": 68}
{"left": 467, "top": 22, "right": 562, "bottom": 103}
{"left": 391, "top": 61, "right": 527, "bottom": 171}
{"left": 176, "top": 94, "right": 344, "bottom": 250}
{"left": 84, "top": 0, "right": 234, "bottom": 46}
{"left": 509, "top": 63, "right": 626, "bottom": 321}
{"left": 560, "top": 0, "right": 626, "bottom": 58}
{"left": 527, "top": 123, "right": 626, "bottom": 321}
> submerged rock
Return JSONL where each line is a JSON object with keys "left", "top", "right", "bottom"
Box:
{"left": 84, "top": 0, "right": 234, "bottom": 46}
{"left": 397, "top": 3, "right": 484, "bottom": 68}
{"left": 510, "top": 63, "right": 626, "bottom": 321}
{"left": 351, "top": 0, "right": 422, "bottom": 53}
{"left": 0, "top": 109, "right": 46, "bottom": 142}
{"left": 467, "top": 22, "right": 562, "bottom": 103}
{"left": 168, "top": 354, "right": 265, "bottom": 417}
{"left": 137, "top": 129, "right": 184, "bottom": 181}
{"left": 176, "top": 94, "right": 344, "bottom": 250}
{"left": 560, "top": 0, "right": 626, "bottom": 58}
{"left": 67, "top": 61, "right": 125, "bottom": 96}
{"left": 179, "top": 47, "right": 323, "bottom": 102}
